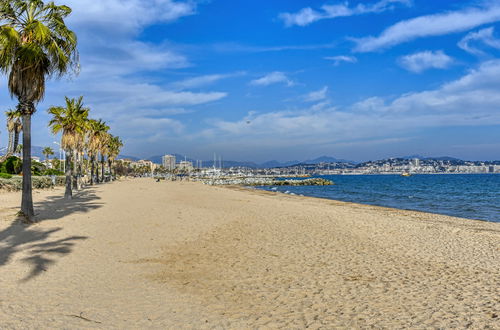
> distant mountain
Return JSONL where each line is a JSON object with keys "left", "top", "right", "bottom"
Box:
{"left": 259, "top": 156, "right": 353, "bottom": 168}
{"left": 1, "top": 146, "right": 50, "bottom": 160}
{"left": 117, "top": 154, "right": 140, "bottom": 161}
{"left": 260, "top": 160, "right": 301, "bottom": 168}
{"left": 216, "top": 160, "right": 260, "bottom": 168}
{"left": 400, "top": 154, "right": 426, "bottom": 160}
{"left": 300, "top": 156, "right": 355, "bottom": 164}
{"left": 126, "top": 154, "right": 354, "bottom": 168}
{"left": 429, "top": 156, "right": 462, "bottom": 161}
{"left": 401, "top": 155, "right": 462, "bottom": 161}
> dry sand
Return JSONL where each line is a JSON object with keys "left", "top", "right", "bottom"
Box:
{"left": 0, "top": 178, "right": 499, "bottom": 329}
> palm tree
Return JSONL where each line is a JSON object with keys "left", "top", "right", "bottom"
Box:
{"left": 48, "top": 96, "right": 89, "bottom": 199}
{"left": 73, "top": 117, "right": 89, "bottom": 190}
{"left": 42, "top": 146, "right": 54, "bottom": 161}
{"left": 0, "top": 0, "right": 79, "bottom": 220}
{"left": 5, "top": 109, "right": 22, "bottom": 156}
{"left": 86, "top": 119, "right": 109, "bottom": 184}
{"left": 106, "top": 135, "right": 123, "bottom": 179}
{"left": 99, "top": 132, "right": 110, "bottom": 182}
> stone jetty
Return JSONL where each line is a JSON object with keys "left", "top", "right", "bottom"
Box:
{"left": 202, "top": 177, "right": 334, "bottom": 186}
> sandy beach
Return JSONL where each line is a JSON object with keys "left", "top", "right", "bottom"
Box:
{"left": 0, "top": 178, "right": 499, "bottom": 329}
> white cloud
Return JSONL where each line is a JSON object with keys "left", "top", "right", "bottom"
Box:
{"left": 211, "top": 42, "right": 337, "bottom": 53}
{"left": 458, "top": 26, "right": 500, "bottom": 55}
{"left": 0, "top": 0, "right": 228, "bottom": 153}
{"left": 56, "top": 78, "right": 227, "bottom": 109}
{"left": 279, "top": 0, "right": 410, "bottom": 27}
{"left": 172, "top": 72, "right": 245, "bottom": 89}
{"left": 81, "top": 41, "right": 189, "bottom": 79}
{"left": 324, "top": 55, "right": 358, "bottom": 65}
{"left": 250, "top": 72, "right": 295, "bottom": 87}
{"left": 202, "top": 60, "right": 500, "bottom": 148}
{"left": 354, "top": 3, "right": 500, "bottom": 52}
{"left": 303, "top": 87, "right": 329, "bottom": 102}
{"left": 62, "top": 1, "right": 196, "bottom": 77}
{"left": 65, "top": 0, "right": 196, "bottom": 36}
{"left": 399, "top": 50, "right": 454, "bottom": 73}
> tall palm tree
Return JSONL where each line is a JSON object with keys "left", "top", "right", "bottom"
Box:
{"left": 0, "top": 0, "right": 78, "bottom": 220}
{"left": 73, "top": 116, "right": 89, "bottom": 190}
{"left": 106, "top": 135, "right": 123, "bottom": 179}
{"left": 48, "top": 96, "right": 89, "bottom": 199}
{"left": 42, "top": 146, "right": 54, "bottom": 161}
{"left": 86, "top": 119, "right": 109, "bottom": 185}
{"left": 5, "top": 109, "right": 22, "bottom": 155}
{"left": 99, "top": 132, "right": 110, "bottom": 182}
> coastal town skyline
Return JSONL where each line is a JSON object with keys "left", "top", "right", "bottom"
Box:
{"left": 2, "top": 0, "right": 500, "bottom": 162}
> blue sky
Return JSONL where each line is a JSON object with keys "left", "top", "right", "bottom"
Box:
{"left": 2, "top": 0, "right": 500, "bottom": 162}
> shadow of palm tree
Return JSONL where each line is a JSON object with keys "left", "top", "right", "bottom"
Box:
{"left": 33, "top": 186, "right": 103, "bottom": 222}
{"left": 0, "top": 186, "right": 103, "bottom": 281}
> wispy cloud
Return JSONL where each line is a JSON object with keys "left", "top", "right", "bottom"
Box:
{"left": 172, "top": 72, "right": 245, "bottom": 89}
{"left": 279, "top": 0, "right": 410, "bottom": 27}
{"left": 0, "top": 0, "right": 229, "bottom": 153}
{"left": 324, "top": 55, "right": 358, "bottom": 65}
{"left": 203, "top": 60, "right": 500, "bottom": 150}
{"left": 399, "top": 50, "right": 454, "bottom": 73}
{"left": 65, "top": 0, "right": 196, "bottom": 36}
{"left": 458, "top": 26, "right": 500, "bottom": 55}
{"left": 354, "top": 3, "right": 500, "bottom": 52}
{"left": 211, "top": 42, "right": 336, "bottom": 53}
{"left": 303, "top": 87, "right": 329, "bottom": 102}
{"left": 250, "top": 72, "right": 295, "bottom": 87}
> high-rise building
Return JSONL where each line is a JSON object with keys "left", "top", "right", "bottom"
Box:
{"left": 162, "top": 154, "right": 176, "bottom": 170}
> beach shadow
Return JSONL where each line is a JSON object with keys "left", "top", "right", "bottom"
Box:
{"left": 33, "top": 186, "right": 103, "bottom": 222}
{"left": 0, "top": 187, "right": 103, "bottom": 281}
{"left": 0, "top": 222, "right": 87, "bottom": 282}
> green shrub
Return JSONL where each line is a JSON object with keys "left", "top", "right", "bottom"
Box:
{"left": 0, "top": 173, "right": 12, "bottom": 179}
{"left": 31, "top": 161, "right": 47, "bottom": 176}
{"left": 3, "top": 156, "right": 22, "bottom": 174}
{"left": 44, "top": 168, "right": 65, "bottom": 176}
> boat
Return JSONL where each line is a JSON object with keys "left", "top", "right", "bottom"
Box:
{"left": 401, "top": 171, "right": 412, "bottom": 177}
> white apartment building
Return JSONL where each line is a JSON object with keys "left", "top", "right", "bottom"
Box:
{"left": 162, "top": 154, "right": 176, "bottom": 171}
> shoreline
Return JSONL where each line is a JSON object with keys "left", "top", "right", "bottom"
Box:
{"left": 0, "top": 179, "right": 498, "bottom": 328}
{"left": 229, "top": 185, "right": 500, "bottom": 229}
{"left": 245, "top": 185, "right": 497, "bottom": 224}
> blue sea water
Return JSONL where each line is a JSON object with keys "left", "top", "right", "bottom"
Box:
{"left": 258, "top": 174, "right": 500, "bottom": 223}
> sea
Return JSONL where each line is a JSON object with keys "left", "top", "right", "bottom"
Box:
{"left": 257, "top": 174, "right": 500, "bottom": 223}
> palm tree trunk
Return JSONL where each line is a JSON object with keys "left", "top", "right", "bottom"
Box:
{"left": 13, "top": 130, "right": 20, "bottom": 154}
{"left": 72, "top": 150, "right": 78, "bottom": 190}
{"left": 108, "top": 160, "right": 112, "bottom": 180}
{"left": 79, "top": 153, "right": 84, "bottom": 188}
{"left": 7, "top": 130, "right": 14, "bottom": 154}
{"left": 20, "top": 114, "right": 34, "bottom": 220}
{"left": 90, "top": 155, "right": 95, "bottom": 185}
{"left": 65, "top": 149, "right": 73, "bottom": 199}
{"left": 101, "top": 154, "right": 105, "bottom": 182}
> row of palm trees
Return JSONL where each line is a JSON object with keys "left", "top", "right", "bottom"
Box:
{"left": 47, "top": 96, "right": 123, "bottom": 199}
{"left": 0, "top": 0, "right": 122, "bottom": 221}
{"left": 4, "top": 109, "right": 22, "bottom": 155}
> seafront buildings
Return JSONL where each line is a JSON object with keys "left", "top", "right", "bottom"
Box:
{"left": 162, "top": 155, "right": 176, "bottom": 171}
{"left": 177, "top": 160, "right": 194, "bottom": 172}
{"left": 267, "top": 158, "right": 500, "bottom": 175}
{"left": 117, "top": 156, "right": 500, "bottom": 176}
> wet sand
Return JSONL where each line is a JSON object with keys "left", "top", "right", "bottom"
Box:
{"left": 0, "top": 178, "right": 499, "bottom": 329}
